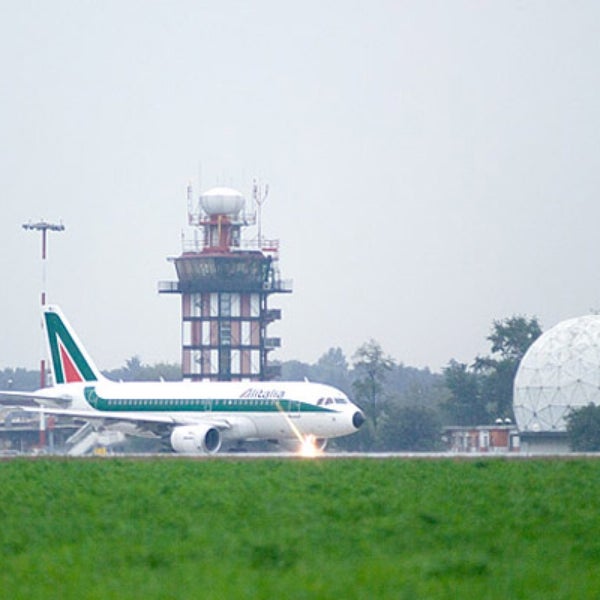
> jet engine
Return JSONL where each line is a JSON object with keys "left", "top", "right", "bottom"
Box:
{"left": 170, "top": 425, "right": 222, "bottom": 454}
{"left": 312, "top": 437, "right": 328, "bottom": 452}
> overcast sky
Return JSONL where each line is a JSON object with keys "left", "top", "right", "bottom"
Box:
{"left": 1, "top": 1, "right": 600, "bottom": 374}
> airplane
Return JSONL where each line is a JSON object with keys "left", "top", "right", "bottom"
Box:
{"left": 0, "top": 306, "right": 365, "bottom": 454}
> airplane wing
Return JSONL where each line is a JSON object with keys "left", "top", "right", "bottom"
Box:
{"left": 19, "top": 405, "right": 233, "bottom": 430}
{"left": 0, "top": 390, "right": 73, "bottom": 407}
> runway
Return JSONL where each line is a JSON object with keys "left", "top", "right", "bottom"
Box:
{"left": 3, "top": 451, "right": 600, "bottom": 460}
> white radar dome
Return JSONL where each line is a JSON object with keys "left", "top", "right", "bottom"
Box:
{"left": 514, "top": 315, "right": 600, "bottom": 432}
{"left": 200, "top": 187, "right": 245, "bottom": 216}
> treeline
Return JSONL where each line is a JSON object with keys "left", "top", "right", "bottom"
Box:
{"left": 278, "top": 315, "right": 543, "bottom": 451}
{"left": 0, "top": 358, "right": 181, "bottom": 392}
{"left": 279, "top": 344, "right": 447, "bottom": 452}
{"left": 0, "top": 368, "right": 41, "bottom": 392}
{"left": 0, "top": 315, "right": 545, "bottom": 451}
{"left": 103, "top": 356, "right": 182, "bottom": 382}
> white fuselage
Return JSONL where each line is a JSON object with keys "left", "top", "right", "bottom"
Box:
{"left": 6, "top": 304, "right": 366, "bottom": 453}
{"left": 40, "top": 379, "right": 364, "bottom": 446}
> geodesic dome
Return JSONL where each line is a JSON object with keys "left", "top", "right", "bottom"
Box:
{"left": 514, "top": 315, "right": 600, "bottom": 432}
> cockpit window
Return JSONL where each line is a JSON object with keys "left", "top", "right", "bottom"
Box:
{"left": 318, "top": 397, "right": 345, "bottom": 406}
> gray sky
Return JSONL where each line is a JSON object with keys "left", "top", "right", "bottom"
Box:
{"left": 2, "top": 1, "right": 600, "bottom": 374}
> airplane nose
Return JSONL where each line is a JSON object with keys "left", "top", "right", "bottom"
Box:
{"left": 352, "top": 411, "right": 366, "bottom": 429}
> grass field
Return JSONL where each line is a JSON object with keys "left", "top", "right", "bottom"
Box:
{"left": 1, "top": 457, "right": 599, "bottom": 599}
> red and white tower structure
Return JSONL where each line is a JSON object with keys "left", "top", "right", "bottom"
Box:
{"left": 22, "top": 219, "right": 65, "bottom": 388}
{"left": 159, "top": 185, "right": 291, "bottom": 381}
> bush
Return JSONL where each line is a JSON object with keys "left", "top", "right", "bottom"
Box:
{"left": 566, "top": 403, "right": 600, "bottom": 451}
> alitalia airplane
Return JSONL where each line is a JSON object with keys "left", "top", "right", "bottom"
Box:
{"left": 2, "top": 306, "right": 365, "bottom": 454}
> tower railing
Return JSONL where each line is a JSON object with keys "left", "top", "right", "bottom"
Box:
{"left": 266, "top": 279, "right": 293, "bottom": 293}
{"left": 181, "top": 237, "right": 280, "bottom": 254}
{"left": 157, "top": 277, "right": 293, "bottom": 294}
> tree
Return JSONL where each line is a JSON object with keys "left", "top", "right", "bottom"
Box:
{"left": 487, "top": 316, "right": 542, "bottom": 362}
{"left": 312, "top": 347, "right": 351, "bottom": 394}
{"left": 566, "top": 404, "right": 600, "bottom": 451}
{"left": 279, "top": 360, "right": 311, "bottom": 381}
{"left": 104, "top": 357, "right": 181, "bottom": 381}
{"left": 350, "top": 339, "right": 394, "bottom": 450}
{"left": 0, "top": 368, "right": 40, "bottom": 391}
{"left": 442, "top": 316, "right": 541, "bottom": 426}
{"left": 352, "top": 340, "right": 394, "bottom": 429}
{"left": 280, "top": 349, "right": 351, "bottom": 394}
{"left": 442, "top": 360, "right": 488, "bottom": 425}
{"left": 475, "top": 315, "right": 542, "bottom": 420}
{"left": 380, "top": 403, "right": 442, "bottom": 451}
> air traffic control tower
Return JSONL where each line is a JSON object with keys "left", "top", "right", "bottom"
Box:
{"left": 159, "top": 185, "right": 292, "bottom": 381}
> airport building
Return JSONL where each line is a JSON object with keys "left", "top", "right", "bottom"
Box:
{"left": 159, "top": 185, "right": 291, "bottom": 382}
{"left": 444, "top": 422, "right": 520, "bottom": 453}
{"left": 0, "top": 406, "right": 79, "bottom": 454}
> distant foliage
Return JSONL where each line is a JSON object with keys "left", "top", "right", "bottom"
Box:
{"left": 314, "top": 347, "right": 351, "bottom": 393}
{"left": 281, "top": 343, "right": 446, "bottom": 452}
{"left": 443, "top": 315, "right": 542, "bottom": 426}
{"left": 0, "top": 368, "right": 40, "bottom": 391}
{"left": 279, "top": 347, "right": 351, "bottom": 395}
{"left": 103, "top": 356, "right": 182, "bottom": 382}
{"left": 350, "top": 339, "right": 395, "bottom": 450}
{"left": 279, "top": 359, "right": 312, "bottom": 382}
{"left": 442, "top": 360, "right": 488, "bottom": 426}
{"left": 380, "top": 403, "right": 443, "bottom": 451}
{"left": 487, "top": 316, "right": 542, "bottom": 362}
{"left": 566, "top": 403, "right": 600, "bottom": 451}
{"left": 474, "top": 315, "right": 542, "bottom": 421}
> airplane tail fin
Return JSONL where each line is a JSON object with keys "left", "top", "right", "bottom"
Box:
{"left": 44, "top": 305, "right": 104, "bottom": 385}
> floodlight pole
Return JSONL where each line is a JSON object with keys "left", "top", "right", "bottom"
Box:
{"left": 22, "top": 220, "right": 65, "bottom": 389}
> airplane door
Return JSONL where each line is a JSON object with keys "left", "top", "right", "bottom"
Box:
{"left": 288, "top": 400, "right": 301, "bottom": 418}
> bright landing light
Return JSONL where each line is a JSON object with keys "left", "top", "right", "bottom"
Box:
{"left": 274, "top": 401, "right": 323, "bottom": 457}
{"left": 299, "top": 435, "right": 323, "bottom": 458}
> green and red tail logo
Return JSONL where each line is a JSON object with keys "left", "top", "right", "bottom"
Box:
{"left": 44, "top": 308, "right": 100, "bottom": 384}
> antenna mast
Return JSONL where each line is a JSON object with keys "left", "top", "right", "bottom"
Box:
{"left": 253, "top": 179, "right": 269, "bottom": 247}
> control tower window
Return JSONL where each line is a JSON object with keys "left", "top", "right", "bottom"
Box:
{"left": 191, "top": 293, "right": 202, "bottom": 317}
{"left": 220, "top": 293, "right": 231, "bottom": 317}
{"left": 220, "top": 321, "right": 232, "bottom": 346}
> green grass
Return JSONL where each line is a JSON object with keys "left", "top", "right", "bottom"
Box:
{"left": 1, "top": 457, "right": 599, "bottom": 599}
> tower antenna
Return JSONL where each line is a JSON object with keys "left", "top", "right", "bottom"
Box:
{"left": 253, "top": 178, "right": 269, "bottom": 247}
